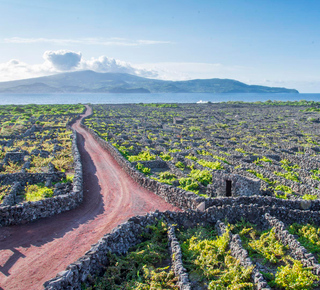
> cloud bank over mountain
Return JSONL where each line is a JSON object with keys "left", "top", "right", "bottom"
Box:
{"left": 0, "top": 50, "right": 158, "bottom": 82}
{"left": 0, "top": 50, "right": 316, "bottom": 92}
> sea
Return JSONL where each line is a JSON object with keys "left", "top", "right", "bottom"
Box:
{"left": 0, "top": 93, "right": 319, "bottom": 105}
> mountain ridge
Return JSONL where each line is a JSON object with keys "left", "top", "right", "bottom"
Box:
{"left": 0, "top": 70, "right": 299, "bottom": 94}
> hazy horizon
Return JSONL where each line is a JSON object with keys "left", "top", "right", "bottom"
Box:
{"left": 0, "top": 1, "right": 319, "bottom": 93}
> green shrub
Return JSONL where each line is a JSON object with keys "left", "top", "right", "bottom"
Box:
{"left": 152, "top": 171, "right": 177, "bottom": 185}
{"left": 128, "top": 151, "right": 156, "bottom": 162}
{"left": 185, "top": 154, "right": 198, "bottom": 161}
{"left": 274, "top": 258, "right": 318, "bottom": 290}
{"left": 274, "top": 171, "right": 300, "bottom": 183}
{"left": 159, "top": 152, "right": 172, "bottom": 161}
{"left": 169, "top": 148, "right": 181, "bottom": 153}
{"left": 248, "top": 228, "right": 288, "bottom": 264}
{"left": 197, "top": 159, "right": 223, "bottom": 170}
{"left": 178, "top": 177, "right": 199, "bottom": 193}
{"left": 0, "top": 185, "right": 11, "bottom": 203}
{"left": 188, "top": 169, "right": 212, "bottom": 186}
{"left": 24, "top": 183, "right": 54, "bottom": 202}
{"left": 175, "top": 161, "right": 185, "bottom": 170}
{"left": 235, "top": 148, "right": 247, "bottom": 154}
{"left": 302, "top": 194, "right": 318, "bottom": 200}
{"left": 254, "top": 156, "right": 273, "bottom": 166}
{"left": 62, "top": 174, "right": 74, "bottom": 183}
{"left": 136, "top": 163, "right": 151, "bottom": 175}
{"left": 275, "top": 184, "right": 292, "bottom": 194}
{"left": 247, "top": 169, "right": 275, "bottom": 185}
{"left": 288, "top": 223, "right": 320, "bottom": 258}
{"left": 177, "top": 226, "right": 254, "bottom": 289}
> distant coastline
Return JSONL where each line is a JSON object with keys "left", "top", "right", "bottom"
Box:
{"left": 0, "top": 92, "right": 318, "bottom": 106}
{"left": 0, "top": 70, "right": 298, "bottom": 94}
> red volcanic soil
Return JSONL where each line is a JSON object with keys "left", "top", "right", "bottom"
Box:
{"left": 0, "top": 106, "right": 180, "bottom": 290}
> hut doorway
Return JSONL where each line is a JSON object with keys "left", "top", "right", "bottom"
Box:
{"left": 226, "top": 180, "right": 232, "bottom": 197}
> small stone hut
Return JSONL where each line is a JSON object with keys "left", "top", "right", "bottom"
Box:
{"left": 173, "top": 117, "right": 184, "bottom": 124}
{"left": 208, "top": 170, "right": 261, "bottom": 197}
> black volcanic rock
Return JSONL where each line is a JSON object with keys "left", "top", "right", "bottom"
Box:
{"left": 0, "top": 70, "right": 299, "bottom": 94}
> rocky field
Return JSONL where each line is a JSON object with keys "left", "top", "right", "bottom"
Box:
{"left": 84, "top": 100, "right": 320, "bottom": 201}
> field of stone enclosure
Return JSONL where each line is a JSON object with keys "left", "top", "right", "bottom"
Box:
{"left": 0, "top": 104, "right": 84, "bottom": 207}
{"left": 85, "top": 101, "right": 320, "bottom": 201}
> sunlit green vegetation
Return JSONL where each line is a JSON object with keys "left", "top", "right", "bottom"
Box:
{"left": 231, "top": 220, "right": 319, "bottom": 289}
{"left": 289, "top": 223, "right": 320, "bottom": 262}
{"left": 0, "top": 184, "right": 11, "bottom": 204}
{"left": 177, "top": 226, "right": 254, "bottom": 289}
{"left": 24, "top": 183, "right": 54, "bottom": 202}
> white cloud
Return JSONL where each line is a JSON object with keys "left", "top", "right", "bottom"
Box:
{"left": 0, "top": 59, "right": 55, "bottom": 82}
{"left": 3, "top": 37, "right": 172, "bottom": 47}
{"left": 80, "top": 56, "right": 158, "bottom": 78}
{"left": 43, "top": 50, "right": 82, "bottom": 70}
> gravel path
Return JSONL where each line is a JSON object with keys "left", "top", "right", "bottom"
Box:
{"left": 0, "top": 106, "right": 180, "bottom": 290}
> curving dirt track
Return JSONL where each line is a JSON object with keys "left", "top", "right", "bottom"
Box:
{"left": 0, "top": 106, "right": 180, "bottom": 290}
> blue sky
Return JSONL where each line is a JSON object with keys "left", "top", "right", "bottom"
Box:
{"left": 0, "top": 0, "right": 319, "bottom": 92}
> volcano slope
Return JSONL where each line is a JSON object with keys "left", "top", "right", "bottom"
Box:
{"left": 0, "top": 105, "right": 180, "bottom": 290}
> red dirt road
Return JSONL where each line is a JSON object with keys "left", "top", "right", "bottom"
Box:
{"left": 0, "top": 106, "right": 180, "bottom": 290}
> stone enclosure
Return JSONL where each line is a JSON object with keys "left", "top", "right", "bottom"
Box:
{"left": 0, "top": 104, "right": 85, "bottom": 226}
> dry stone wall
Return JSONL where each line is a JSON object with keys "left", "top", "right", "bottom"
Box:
{"left": 168, "top": 224, "right": 192, "bottom": 290}
{"left": 1, "top": 182, "right": 21, "bottom": 206}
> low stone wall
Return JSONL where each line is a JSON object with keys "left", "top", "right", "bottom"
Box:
{"left": 0, "top": 129, "right": 83, "bottom": 227}
{"left": 168, "top": 224, "right": 191, "bottom": 290}
{"left": 205, "top": 203, "right": 320, "bottom": 228}
{"left": 205, "top": 195, "right": 320, "bottom": 212}
{"left": 131, "top": 159, "right": 168, "bottom": 169}
{"left": 0, "top": 172, "right": 65, "bottom": 187}
{"left": 216, "top": 221, "right": 271, "bottom": 290}
{"left": 1, "top": 182, "right": 21, "bottom": 206}
{"left": 265, "top": 213, "right": 320, "bottom": 275}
